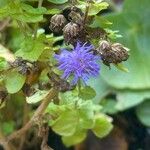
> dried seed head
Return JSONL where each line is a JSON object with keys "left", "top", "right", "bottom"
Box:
{"left": 111, "top": 43, "right": 129, "bottom": 61}
{"left": 98, "top": 40, "right": 111, "bottom": 52}
{"left": 63, "top": 22, "right": 80, "bottom": 45}
{"left": 96, "top": 41, "right": 129, "bottom": 66}
{"left": 50, "top": 14, "right": 67, "bottom": 33}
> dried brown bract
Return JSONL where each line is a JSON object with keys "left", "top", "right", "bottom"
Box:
{"left": 96, "top": 40, "right": 129, "bottom": 66}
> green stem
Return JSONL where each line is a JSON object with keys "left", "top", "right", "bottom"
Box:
{"left": 78, "top": 79, "right": 81, "bottom": 93}
{"left": 83, "top": 1, "right": 90, "bottom": 27}
{"left": 17, "top": 21, "right": 27, "bottom": 37}
{"left": 34, "top": 0, "right": 44, "bottom": 38}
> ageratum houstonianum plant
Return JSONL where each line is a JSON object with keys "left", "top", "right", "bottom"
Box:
{"left": 0, "top": 0, "right": 130, "bottom": 149}
{"left": 54, "top": 42, "right": 100, "bottom": 85}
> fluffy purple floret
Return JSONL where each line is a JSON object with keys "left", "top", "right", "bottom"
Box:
{"left": 54, "top": 42, "right": 100, "bottom": 85}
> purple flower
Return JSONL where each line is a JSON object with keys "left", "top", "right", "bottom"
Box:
{"left": 54, "top": 42, "right": 100, "bottom": 85}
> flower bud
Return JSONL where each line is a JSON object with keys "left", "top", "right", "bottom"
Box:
{"left": 63, "top": 22, "right": 80, "bottom": 45}
{"left": 50, "top": 14, "right": 67, "bottom": 33}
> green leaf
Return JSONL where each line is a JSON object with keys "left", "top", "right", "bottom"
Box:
{"left": 0, "top": 1, "right": 46, "bottom": 22}
{"left": 90, "top": 16, "right": 112, "bottom": 28}
{"left": 79, "top": 86, "right": 96, "bottom": 100}
{"left": 78, "top": 101, "right": 97, "bottom": 129}
{"left": 46, "top": 8, "right": 61, "bottom": 14}
{"left": 2, "top": 121, "right": 15, "bottom": 135}
{"left": 0, "top": 0, "right": 9, "bottom": 8}
{"left": 0, "top": 57, "right": 8, "bottom": 71}
{"left": 136, "top": 100, "right": 150, "bottom": 127}
{"left": 114, "top": 63, "right": 129, "bottom": 73}
{"left": 116, "top": 90, "right": 150, "bottom": 111}
{"left": 51, "top": 109, "right": 78, "bottom": 136}
{"left": 102, "top": 0, "right": 150, "bottom": 89}
{"left": 88, "top": 77, "right": 112, "bottom": 104}
{"left": 78, "top": 1, "right": 109, "bottom": 16}
{"left": 26, "top": 90, "right": 50, "bottom": 104}
{"left": 47, "top": 0, "right": 68, "bottom": 4}
{"left": 104, "top": 28, "right": 123, "bottom": 40}
{"left": 5, "top": 70, "right": 26, "bottom": 94}
{"left": 100, "top": 99, "right": 118, "bottom": 115}
{"left": 62, "top": 129, "right": 87, "bottom": 147}
{"left": 15, "top": 36, "right": 45, "bottom": 61}
{"left": 7, "top": 27, "right": 24, "bottom": 52}
{"left": 21, "top": 3, "right": 46, "bottom": 15}
{"left": 92, "top": 114, "right": 113, "bottom": 138}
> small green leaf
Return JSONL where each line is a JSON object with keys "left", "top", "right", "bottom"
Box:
{"left": 114, "top": 63, "right": 129, "bottom": 73}
{"left": 26, "top": 90, "right": 50, "bottom": 104}
{"left": 5, "top": 70, "right": 26, "bottom": 94}
{"left": 51, "top": 109, "right": 78, "bottom": 136}
{"left": 79, "top": 86, "right": 96, "bottom": 100}
{"left": 136, "top": 100, "right": 150, "bottom": 127}
{"left": 92, "top": 114, "right": 113, "bottom": 138}
{"left": 47, "top": 0, "right": 68, "bottom": 4}
{"left": 62, "top": 129, "right": 87, "bottom": 147}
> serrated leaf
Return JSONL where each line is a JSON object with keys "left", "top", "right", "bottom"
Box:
{"left": 136, "top": 100, "right": 150, "bottom": 127}
{"left": 26, "top": 90, "right": 50, "bottom": 104}
{"left": 0, "top": 1, "right": 46, "bottom": 22}
{"left": 79, "top": 86, "right": 96, "bottom": 100}
{"left": 15, "top": 36, "right": 45, "bottom": 61}
{"left": 5, "top": 70, "right": 26, "bottom": 94}
{"left": 47, "top": 0, "right": 68, "bottom": 4}
{"left": 51, "top": 109, "right": 78, "bottom": 136}
{"left": 62, "top": 129, "right": 87, "bottom": 147}
{"left": 92, "top": 114, "right": 113, "bottom": 138}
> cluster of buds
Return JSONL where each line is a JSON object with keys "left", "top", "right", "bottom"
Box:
{"left": 50, "top": 6, "right": 86, "bottom": 45}
{"left": 96, "top": 40, "right": 129, "bottom": 67}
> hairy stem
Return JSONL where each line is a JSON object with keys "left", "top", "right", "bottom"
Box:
{"left": 6, "top": 88, "right": 57, "bottom": 142}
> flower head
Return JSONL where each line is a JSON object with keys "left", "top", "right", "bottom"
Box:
{"left": 54, "top": 42, "right": 100, "bottom": 85}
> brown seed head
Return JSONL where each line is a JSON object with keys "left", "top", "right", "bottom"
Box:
{"left": 63, "top": 22, "right": 80, "bottom": 45}
{"left": 50, "top": 14, "right": 67, "bottom": 33}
